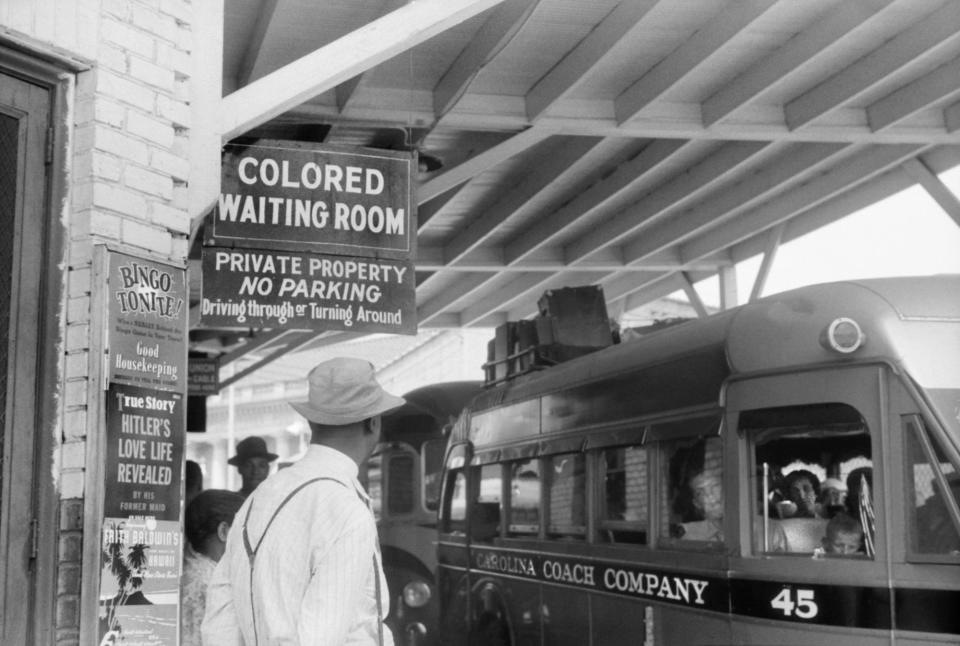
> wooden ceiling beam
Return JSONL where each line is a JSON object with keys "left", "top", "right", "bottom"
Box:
{"left": 901, "top": 156, "right": 960, "bottom": 227}
{"left": 335, "top": 0, "right": 410, "bottom": 114}
{"left": 702, "top": 0, "right": 895, "bottom": 127}
{"left": 416, "top": 127, "right": 553, "bottom": 203}
{"left": 442, "top": 136, "right": 604, "bottom": 263}
{"left": 417, "top": 273, "right": 496, "bottom": 324}
{"left": 867, "top": 58, "right": 960, "bottom": 132}
{"left": 622, "top": 142, "right": 850, "bottom": 263}
{"left": 615, "top": 0, "right": 778, "bottom": 124}
{"left": 456, "top": 272, "right": 553, "bottom": 326}
{"left": 564, "top": 141, "right": 771, "bottom": 262}
{"left": 608, "top": 270, "right": 713, "bottom": 314}
{"left": 235, "top": 0, "right": 281, "bottom": 88}
{"left": 946, "top": 101, "right": 960, "bottom": 133}
{"left": 414, "top": 246, "right": 723, "bottom": 272}
{"left": 525, "top": 0, "right": 660, "bottom": 122}
{"left": 505, "top": 138, "right": 697, "bottom": 264}
{"left": 287, "top": 96, "right": 960, "bottom": 144}
{"left": 674, "top": 143, "right": 926, "bottom": 265}
{"left": 785, "top": 2, "right": 960, "bottom": 131}
{"left": 748, "top": 223, "right": 784, "bottom": 302}
{"left": 220, "top": 0, "right": 509, "bottom": 141}
{"left": 434, "top": 0, "right": 541, "bottom": 119}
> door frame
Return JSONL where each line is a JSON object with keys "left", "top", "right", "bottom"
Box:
{"left": 0, "top": 42, "right": 73, "bottom": 645}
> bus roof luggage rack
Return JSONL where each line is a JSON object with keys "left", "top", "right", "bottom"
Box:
{"left": 483, "top": 286, "right": 614, "bottom": 386}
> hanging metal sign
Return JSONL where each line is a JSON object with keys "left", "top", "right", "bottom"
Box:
{"left": 206, "top": 143, "right": 415, "bottom": 259}
{"left": 199, "top": 247, "right": 416, "bottom": 334}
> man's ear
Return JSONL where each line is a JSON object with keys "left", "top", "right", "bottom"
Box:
{"left": 217, "top": 520, "right": 231, "bottom": 543}
{"left": 365, "top": 416, "right": 382, "bottom": 435}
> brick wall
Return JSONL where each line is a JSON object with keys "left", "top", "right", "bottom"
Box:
{"left": 55, "top": 1, "right": 196, "bottom": 642}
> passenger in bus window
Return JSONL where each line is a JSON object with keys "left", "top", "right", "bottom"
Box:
{"left": 845, "top": 466, "right": 873, "bottom": 518}
{"left": 678, "top": 469, "right": 789, "bottom": 551}
{"left": 915, "top": 473, "right": 960, "bottom": 555}
{"left": 680, "top": 471, "right": 724, "bottom": 541}
{"left": 814, "top": 513, "right": 863, "bottom": 557}
{"left": 816, "top": 478, "right": 848, "bottom": 519}
{"left": 781, "top": 469, "right": 821, "bottom": 518}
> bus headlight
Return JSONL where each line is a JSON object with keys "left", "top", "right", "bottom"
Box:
{"left": 821, "top": 317, "right": 865, "bottom": 354}
{"left": 402, "top": 581, "right": 432, "bottom": 608}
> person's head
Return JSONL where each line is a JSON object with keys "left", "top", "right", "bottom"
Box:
{"left": 185, "top": 489, "right": 245, "bottom": 561}
{"left": 289, "top": 357, "right": 405, "bottom": 466}
{"left": 822, "top": 513, "right": 863, "bottom": 555}
{"left": 185, "top": 460, "right": 203, "bottom": 506}
{"left": 819, "top": 477, "right": 847, "bottom": 510}
{"left": 689, "top": 471, "right": 723, "bottom": 521}
{"left": 227, "top": 436, "right": 278, "bottom": 494}
{"left": 784, "top": 469, "right": 820, "bottom": 517}
{"left": 845, "top": 466, "right": 873, "bottom": 515}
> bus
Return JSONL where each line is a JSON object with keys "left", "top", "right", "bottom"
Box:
{"left": 366, "top": 381, "right": 484, "bottom": 646}
{"left": 435, "top": 276, "right": 960, "bottom": 646}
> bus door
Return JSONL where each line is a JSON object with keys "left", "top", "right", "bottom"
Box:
{"left": 884, "top": 375, "right": 960, "bottom": 640}
{"left": 437, "top": 442, "right": 478, "bottom": 644}
{"left": 725, "top": 365, "right": 891, "bottom": 645}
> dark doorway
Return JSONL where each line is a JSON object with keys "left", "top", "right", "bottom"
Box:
{"left": 0, "top": 65, "right": 54, "bottom": 645}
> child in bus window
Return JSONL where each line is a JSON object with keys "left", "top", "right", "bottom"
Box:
{"left": 814, "top": 513, "right": 863, "bottom": 557}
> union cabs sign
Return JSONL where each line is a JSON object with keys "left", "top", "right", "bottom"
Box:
{"left": 201, "top": 143, "right": 417, "bottom": 334}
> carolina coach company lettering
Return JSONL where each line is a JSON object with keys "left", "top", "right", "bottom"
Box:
{"left": 469, "top": 547, "right": 721, "bottom": 611}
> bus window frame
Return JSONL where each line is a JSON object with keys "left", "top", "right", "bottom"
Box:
{"left": 383, "top": 442, "right": 419, "bottom": 517}
{"left": 544, "top": 451, "right": 588, "bottom": 539}
{"left": 439, "top": 442, "right": 471, "bottom": 537}
{"left": 506, "top": 457, "right": 543, "bottom": 538}
{"left": 725, "top": 365, "right": 891, "bottom": 584}
{"left": 421, "top": 436, "right": 447, "bottom": 513}
{"left": 902, "top": 413, "right": 960, "bottom": 563}
{"left": 597, "top": 443, "right": 650, "bottom": 546}
{"left": 653, "top": 433, "right": 726, "bottom": 551}
{"left": 743, "top": 403, "right": 873, "bottom": 557}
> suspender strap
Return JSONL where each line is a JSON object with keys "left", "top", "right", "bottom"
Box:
{"left": 242, "top": 476, "right": 385, "bottom": 646}
{"left": 242, "top": 476, "right": 340, "bottom": 563}
{"left": 373, "top": 553, "right": 384, "bottom": 646}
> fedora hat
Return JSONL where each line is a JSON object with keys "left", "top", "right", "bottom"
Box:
{"left": 227, "top": 436, "right": 278, "bottom": 466}
{"left": 290, "top": 357, "right": 405, "bottom": 426}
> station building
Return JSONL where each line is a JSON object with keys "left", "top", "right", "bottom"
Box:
{"left": 2, "top": 1, "right": 960, "bottom": 645}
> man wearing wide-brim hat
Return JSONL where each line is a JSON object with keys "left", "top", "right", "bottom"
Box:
{"left": 204, "top": 357, "right": 404, "bottom": 646}
{"left": 227, "top": 436, "right": 278, "bottom": 499}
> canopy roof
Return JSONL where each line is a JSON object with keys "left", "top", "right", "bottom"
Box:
{"left": 199, "top": 0, "right": 960, "bottom": 385}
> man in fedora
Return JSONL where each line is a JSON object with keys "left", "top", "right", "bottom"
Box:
{"left": 228, "top": 436, "right": 278, "bottom": 499}
{"left": 204, "top": 357, "right": 404, "bottom": 646}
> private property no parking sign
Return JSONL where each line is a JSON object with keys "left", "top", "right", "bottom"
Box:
{"left": 201, "top": 143, "right": 417, "bottom": 334}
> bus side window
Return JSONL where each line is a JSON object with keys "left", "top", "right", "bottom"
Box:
{"left": 441, "top": 468, "right": 468, "bottom": 534}
{"left": 422, "top": 438, "right": 447, "bottom": 511}
{"left": 744, "top": 403, "right": 873, "bottom": 557}
{"left": 904, "top": 415, "right": 960, "bottom": 558}
{"left": 600, "top": 445, "right": 648, "bottom": 544}
{"left": 546, "top": 453, "right": 586, "bottom": 539}
{"left": 387, "top": 451, "right": 415, "bottom": 514}
{"left": 508, "top": 459, "right": 541, "bottom": 537}
{"left": 472, "top": 464, "right": 503, "bottom": 543}
{"left": 659, "top": 436, "right": 724, "bottom": 546}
